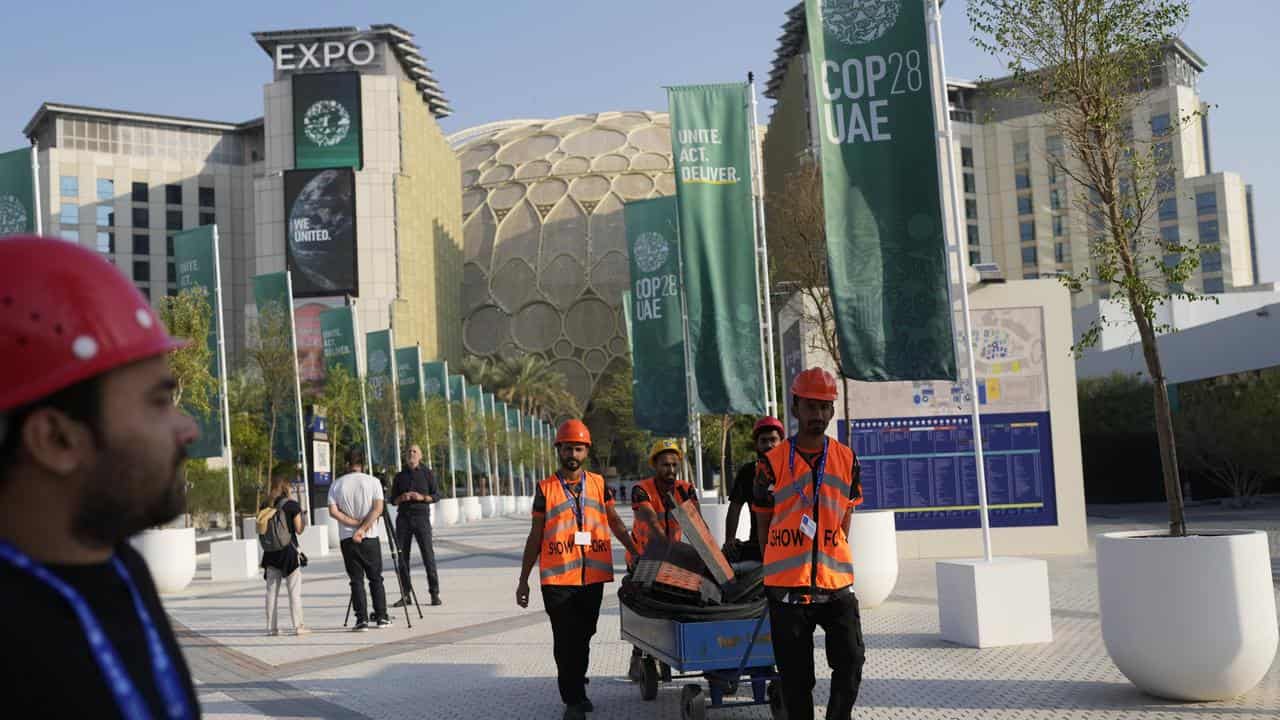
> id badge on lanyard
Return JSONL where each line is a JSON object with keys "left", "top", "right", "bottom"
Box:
{"left": 559, "top": 472, "right": 592, "bottom": 546}
{"left": 790, "top": 437, "right": 829, "bottom": 541}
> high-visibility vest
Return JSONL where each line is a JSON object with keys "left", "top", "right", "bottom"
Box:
{"left": 626, "top": 476, "right": 696, "bottom": 565}
{"left": 759, "top": 438, "right": 862, "bottom": 590}
{"left": 537, "top": 471, "right": 615, "bottom": 586}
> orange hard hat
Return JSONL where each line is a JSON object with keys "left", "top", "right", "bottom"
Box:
{"left": 554, "top": 419, "right": 592, "bottom": 446}
{"left": 792, "top": 367, "right": 839, "bottom": 402}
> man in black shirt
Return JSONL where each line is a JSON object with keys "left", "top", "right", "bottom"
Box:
{"left": 390, "top": 443, "right": 442, "bottom": 606}
{"left": 0, "top": 236, "right": 201, "bottom": 719}
{"left": 724, "top": 416, "right": 785, "bottom": 563}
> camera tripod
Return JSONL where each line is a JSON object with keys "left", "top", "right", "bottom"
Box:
{"left": 343, "top": 507, "right": 423, "bottom": 628}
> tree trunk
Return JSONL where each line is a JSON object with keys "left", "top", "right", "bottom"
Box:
{"left": 1133, "top": 306, "right": 1187, "bottom": 536}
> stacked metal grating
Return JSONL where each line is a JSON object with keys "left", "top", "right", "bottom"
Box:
{"left": 668, "top": 495, "right": 735, "bottom": 585}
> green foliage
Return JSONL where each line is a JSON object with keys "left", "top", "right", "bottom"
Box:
{"left": 364, "top": 375, "right": 399, "bottom": 474}
{"left": 158, "top": 287, "right": 217, "bottom": 419}
{"left": 584, "top": 357, "right": 651, "bottom": 475}
{"left": 461, "top": 353, "right": 580, "bottom": 422}
{"left": 227, "top": 368, "right": 271, "bottom": 511}
{"left": 314, "top": 362, "right": 363, "bottom": 467}
{"left": 1175, "top": 370, "right": 1280, "bottom": 503}
{"left": 1078, "top": 372, "right": 1154, "bottom": 436}
{"left": 247, "top": 301, "right": 299, "bottom": 468}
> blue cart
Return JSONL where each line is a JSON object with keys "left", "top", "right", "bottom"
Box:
{"left": 620, "top": 604, "right": 785, "bottom": 719}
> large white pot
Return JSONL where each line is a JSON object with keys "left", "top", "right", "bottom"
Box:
{"left": 700, "top": 501, "right": 731, "bottom": 546}
{"left": 480, "top": 496, "right": 498, "bottom": 518}
{"left": 463, "top": 496, "right": 483, "bottom": 522}
{"left": 313, "top": 507, "right": 341, "bottom": 547}
{"left": 850, "top": 509, "right": 898, "bottom": 609}
{"left": 1097, "top": 529, "right": 1278, "bottom": 701}
{"left": 130, "top": 528, "right": 196, "bottom": 595}
{"left": 501, "top": 495, "right": 517, "bottom": 515}
{"left": 516, "top": 496, "right": 533, "bottom": 515}
{"left": 436, "top": 498, "right": 460, "bottom": 526}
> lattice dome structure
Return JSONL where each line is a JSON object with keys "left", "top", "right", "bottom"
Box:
{"left": 452, "top": 112, "right": 675, "bottom": 407}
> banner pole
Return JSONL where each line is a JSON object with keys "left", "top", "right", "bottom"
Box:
{"left": 351, "top": 299, "right": 373, "bottom": 462}
{"left": 212, "top": 227, "right": 237, "bottom": 535}
{"left": 444, "top": 361, "right": 457, "bottom": 497}
{"left": 284, "top": 271, "right": 310, "bottom": 518}
{"left": 30, "top": 141, "right": 43, "bottom": 236}
{"left": 927, "top": 0, "right": 992, "bottom": 562}
{"left": 747, "top": 75, "right": 779, "bottom": 415}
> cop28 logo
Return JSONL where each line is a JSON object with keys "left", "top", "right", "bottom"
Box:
{"left": 303, "top": 100, "right": 351, "bottom": 148}
{"left": 0, "top": 195, "right": 28, "bottom": 235}
{"left": 822, "top": 0, "right": 901, "bottom": 45}
{"left": 369, "top": 349, "right": 389, "bottom": 375}
{"left": 633, "top": 231, "right": 669, "bottom": 273}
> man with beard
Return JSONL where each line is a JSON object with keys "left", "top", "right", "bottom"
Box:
{"left": 724, "top": 416, "right": 785, "bottom": 563}
{"left": 390, "top": 444, "right": 442, "bottom": 607}
{"left": 752, "top": 368, "right": 865, "bottom": 720}
{"left": 0, "top": 236, "right": 200, "bottom": 719}
{"left": 515, "top": 420, "right": 638, "bottom": 720}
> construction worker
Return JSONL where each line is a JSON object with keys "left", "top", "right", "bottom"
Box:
{"left": 0, "top": 236, "right": 200, "bottom": 717}
{"left": 725, "top": 416, "right": 785, "bottom": 563}
{"left": 625, "top": 438, "right": 700, "bottom": 680}
{"left": 515, "top": 419, "right": 639, "bottom": 720}
{"left": 752, "top": 367, "right": 865, "bottom": 720}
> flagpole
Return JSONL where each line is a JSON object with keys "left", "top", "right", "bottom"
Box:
{"left": 388, "top": 328, "right": 402, "bottom": 475}
{"left": 351, "top": 300, "right": 373, "bottom": 462}
{"left": 212, "top": 227, "right": 237, "bottom": 536}
{"left": 747, "top": 74, "right": 779, "bottom": 416}
{"left": 30, "top": 141, "right": 43, "bottom": 235}
{"left": 444, "top": 361, "right": 457, "bottom": 497}
{"left": 928, "top": 0, "right": 992, "bottom": 562}
{"left": 284, "top": 271, "right": 310, "bottom": 518}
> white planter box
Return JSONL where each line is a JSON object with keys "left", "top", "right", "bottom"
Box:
{"left": 516, "top": 496, "right": 534, "bottom": 515}
{"left": 463, "top": 497, "right": 483, "bottom": 522}
{"left": 297, "top": 525, "right": 329, "bottom": 557}
{"left": 1097, "top": 529, "right": 1279, "bottom": 701}
{"left": 242, "top": 516, "right": 258, "bottom": 541}
{"left": 700, "top": 501, "right": 730, "bottom": 546}
{"left": 501, "top": 495, "right": 517, "bottom": 515}
{"left": 210, "top": 539, "right": 259, "bottom": 582}
{"left": 850, "top": 509, "right": 898, "bottom": 609}
{"left": 313, "top": 507, "right": 341, "bottom": 547}
{"left": 937, "top": 557, "right": 1053, "bottom": 648}
{"left": 479, "top": 496, "right": 498, "bottom": 518}
{"left": 130, "top": 528, "right": 196, "bottom": 595}
{"left": 436, "top": 498, "right": 461, "bottom": 526}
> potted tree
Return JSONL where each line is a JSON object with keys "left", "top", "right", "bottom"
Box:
{"left": 970, "top": 0, "right": 1277, "bottom": 699}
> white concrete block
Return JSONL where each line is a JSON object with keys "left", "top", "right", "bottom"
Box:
{"left": 937, "top": 557, "right": 1053, "bottom": 648}
{"left": 210, "top": 539, "right": 259, "bottom": 583}
{"left": 298, "top": 525, "right": 329, "bottom": 557}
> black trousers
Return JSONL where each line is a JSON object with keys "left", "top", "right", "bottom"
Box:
{"left": 542, "top": 583, "right": 604, "bottom": 706}
{"left": 767, "top": 590, "right": 866, "bottom": 720}
{"left": 395, "top": 510, "right": 439, "bottom": 597}
{"left": 339, "top": 537, "right": 387, "bottom": 623}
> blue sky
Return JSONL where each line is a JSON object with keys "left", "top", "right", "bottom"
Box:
{"left": 2, "top": 0, "right": 1273, "bottom": 282}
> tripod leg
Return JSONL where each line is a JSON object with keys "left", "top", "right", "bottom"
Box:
{"left": 384, "top": 510, "right": 413, "bottom": 629}
{"left": 344, "top": 596, "right": 351, "bottom": 627}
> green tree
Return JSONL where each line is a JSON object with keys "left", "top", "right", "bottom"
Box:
{"left": 365, "top": 375, "right": 400, "bottom": 477}
{"left": 227, "top": 368, "right": 272, "bottom": 511}
{"left": 247, "top": 301, "right": 299, "bottom": 474}
{"left": 465, "top": 353, "right": 581, "bottom": 422}
{"left": 1175, "top": 370, "right": 1280, "bottom": 506}
{"left": 584, "top": 357, "right": 651, "bottom": 476}
{"left": 313, "top": 362, "right": 363, "bottom": 470}
{"left": 969, "top": 0, "right": 1199, "bottom": 535}
{"left": 158, "top": 286, "right": 217, "bottom": 418}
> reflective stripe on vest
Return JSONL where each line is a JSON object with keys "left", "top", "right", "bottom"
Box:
{"left": 760, "top": 440, "right": 859, "bottom": 590}
{"left": 538, "top": 472, "right": 615, "bottom": 586}
{"left": 627, "top": 477, "right": 693, "bottom": 565}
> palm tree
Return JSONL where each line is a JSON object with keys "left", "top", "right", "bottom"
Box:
{"left": 461, "top": 353, "right": 580, "bottom": 422}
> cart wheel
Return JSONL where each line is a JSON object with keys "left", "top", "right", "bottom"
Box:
{"left": 768, "top": 681, "right": 787, "bottom": 720}
{"left": 639, "top": 658, "right": 659, "bottom": 701}
{"left": 680, "top": 684, "right": 705, "bottom": 720}
{"left": 660, "top": 661, "right": 673, "bottom": 682}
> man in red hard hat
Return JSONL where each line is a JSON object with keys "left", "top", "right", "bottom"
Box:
{"left": 724, "top": 416, "right": 785, "bottom": 563}
{"left": 752, "top": 367, "right": 865, "bottom": 720}
{"left": 0, "top": 236, "right": 200, "bottom": 718}
{"left": 515, "top": 419, "right": 638, "bottom": 720}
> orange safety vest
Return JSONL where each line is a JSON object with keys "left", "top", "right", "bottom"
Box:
{"left": 537, "top": 471, "right": 615, "bottom": 586}
{"left": 759, "top": 438, "right": 862, "bottom": 590}
{"left": 627, "top": 476, "right": 697, "bottom": 565}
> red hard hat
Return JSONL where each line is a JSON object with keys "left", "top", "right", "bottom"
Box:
{"left": 554, "top": 419, "right": 592, "bottom": 446}
{"left": 0, "top": 236, "right": 187, "bottom": 412}
{"left": 753, "top": 416, "right": 785, "bottom": 437}
{"left": 792, "top": 367, "right": 839, "bottom": 402}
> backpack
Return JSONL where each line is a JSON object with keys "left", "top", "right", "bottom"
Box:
{"left": 256, "top": 497, "right": 293, "bottom": 553}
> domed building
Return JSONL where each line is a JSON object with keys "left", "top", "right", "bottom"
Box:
{"left": 450, "top": 112, "right": 675, "bottom": 407}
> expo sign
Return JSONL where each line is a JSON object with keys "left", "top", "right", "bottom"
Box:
{"left": 275, "top": 39, "right": 376, "bottom": 71}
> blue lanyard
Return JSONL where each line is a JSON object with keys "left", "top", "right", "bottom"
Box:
{"left": 0, "top": 541, "right": 194, "bottom": 720}
{"left": 557, "top": 471, "right": 588, "bottom": 530}
{"left": 788, "top": 436, "right": 829, "bottom": 511}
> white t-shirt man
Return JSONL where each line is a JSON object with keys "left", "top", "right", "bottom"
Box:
{"left": 327, "top": 471, "right": 385, "bottom": 541}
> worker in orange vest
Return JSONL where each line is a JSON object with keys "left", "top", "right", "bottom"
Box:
{"left": 625, "top": 438, "right": 700, "bottom": 681}
{"left": 752, "top": 367, "right": 865, "bottom": 720}
{"left": 516, "top": 419, "right": 639, "bottom": 720}
{"left": 725, "top": 416, "right": 786, "bottom": 562}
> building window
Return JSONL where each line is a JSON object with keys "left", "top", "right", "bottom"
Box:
{"left": 59, "top": 203, "right": 78, "bottom": 225}
{"left": 1154, "top": 142, "right": 1173, "bottom": 166}
{"left": 1156, "top": 171, "right": 1176, "bottom": 194}
{"left": 132, "top": 207, "right": 149, "bottom": 228}
{"left": 1022, "top": 246, "right": 1038, "bottom": 265}
{"left": 963, "top": 173, "right": 975, "bottom": 194}
{"left": 968, "top": 249, "right": 981, "bottom": 265}
{"left": 132, "top": 261, "right": 150, "bottom": 283}
{"left": 95, "top": 205, "right": 114, "bottom": 227}
{"left": 1045, "top": 136, "right": 1064, "bottom": 159}
{"left": 1015, "top": 172, "right": 1031, "bottom": 190}
{"left": 965, "top": 199, "right": 978, "bottom": 220}
{"left": 167, "top": 261, "right": 177, "bottom": 284}
{"left": 59, "top": 229, "right": 78, "bottom": 243}
{"left": 967, "top": 224, "right": 980, "bottom": 247}
{"left": 1050, "top": 189, "right": 1062, "bottom": 210}
{"left": 1054, "top": 242, "right": 1066, "bottom": 263}
{"left": 96, "top": 231, "right": 114, "bottom": 254}
{"left": 96, "top": 178, "right": 114, "bottom": 201}
{"left": 1200, "top": 250, "right": 1222, "bottom": 273}
{"left": 60, "top": 176, "right": 78, "bottom": 198}
{"left": 1198, "top": 219, "right": 1219, "bottom": 244}
{"left": 1158, "top": 197, "right": 1178, "bottom": 222}
{"left": 165, "top": 184, "right": 182, "bottom": 205}
{"left": 131, "top": 182, "right": 148, "bottom": 202}
{"left": 166, "top": 236, "right": 175, "bottom": 256}
{"left": 1203, "top": 277, "right": 1225, "bottom": 294}
{"left": 166, "top": 210, "right": 183, "bottom": 232}
{"left": 1020, "top": 221, "right": 1036, "bottom": 243}
{"left": 198, "top": 186, "right": 215, "bottom": 207}
{"left": 166, "top": 287, "right": 178, "bottom": 298}
{"left": 1053, "top": 216, "right": 1065, "bottom": 237}
{"left": 1023, "top": 271, "right": 1040, "bottom": 280}
{"left": 1013, "top": 142, "right": 1030, "bottom": 164}
{"left": 1160, "top": 226, "right": 1180, "bottom": 246}
{"left": 1196, "top": 191, "right": 1217, "bottom": 215}
{"left": 1017, "top": 194, "right": 1033, "bottom": 216}
{"left": 199, "top": 211, "right": 215, "bottom": 227}
{"left": 132, "top": 234, "right": 149, "bottom": 255}
{"left": 1164, "top": 252, "right": 1181, "bottom": 270}
{"left": 1048, "top": 164, "right": 1060, "bottom": 185}
{"left": 1150, "top": 113, "right": 1171, "bottom": 137}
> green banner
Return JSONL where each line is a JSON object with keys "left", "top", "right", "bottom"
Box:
{"left": 174, "top": 226, "right": 224, "bottom": 458}
{"left": 466, "top": 386, "right": 489, "bottom": 474}
{"left": 624, "top": 196, "right": 689, "bottom": 434}
{"left": 252, "top": 272, "right": 303, "bottom": 464}
{"left": 320, "top": 306, "right": 358, "bottom": 376}
{"left": 423, "top": 361, "right": 449, "bottom": 400}
{"left": 0, "top": 147, "right": 35, "bottom": 238}
{"left": 365, "top": 329, "right": 397, "bottom": 469}
{"left": 396, "top": 346, "right": 423, "bottom": 415}
{"left": 293, "top": 72, "right": 362, "bottom": 170}
{"left": 805, "top": 0, "right": 956, "bottom": 380}
{"left": 668, "top": 83, "right": 765, "bottom": 414}
{"left": 448, "top": 374, "right": 467, "bottom": 479}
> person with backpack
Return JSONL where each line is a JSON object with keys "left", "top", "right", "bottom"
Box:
{"left": 259, "top": 465, "right": 309, "bottom": 637}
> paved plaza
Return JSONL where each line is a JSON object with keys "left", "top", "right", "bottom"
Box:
{"left": 172, "top": 502, "right": 1280, "bottom": 719}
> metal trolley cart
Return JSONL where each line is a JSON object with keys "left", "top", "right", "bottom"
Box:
{"left": 621, "top": 604, "right": 786, "bottom": 719}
